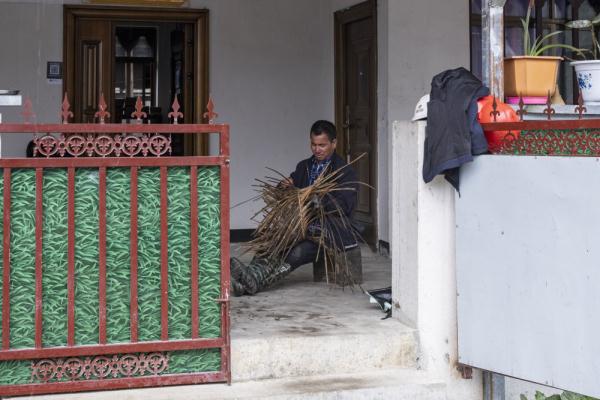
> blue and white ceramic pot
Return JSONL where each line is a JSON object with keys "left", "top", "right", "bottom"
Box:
{"left": 572, "top": 60, "right": 600, "bottom": 105}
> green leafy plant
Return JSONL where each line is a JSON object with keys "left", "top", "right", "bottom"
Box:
{"left": 521, "top": 0, "right": 585, "bottom": 56}
{"left": 520, "top": 390, "right": 599, "bottom": 400}
{"left": 565, "top": 15, "right": 600, "bottom": 59}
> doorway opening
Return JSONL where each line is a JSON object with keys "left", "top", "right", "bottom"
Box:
{"left": 334, "top": 0, "right": 378, "bottom": 247}
{"left": 63, "top": 5, "right": 209, "bottom": 155}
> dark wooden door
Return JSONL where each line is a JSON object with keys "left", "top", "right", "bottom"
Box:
{"left": 70, "top": 19, "right": 113, "bottom": 122}
{"left": 335, "top": 0, "right": 377, "bottom": 246}
{"left": 64, "top": 6, "right": 209, "bottom": 155}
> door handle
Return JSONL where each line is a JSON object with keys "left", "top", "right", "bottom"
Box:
{"left": 343, "top": 104, "right": 352, "bottom": 128}
{"left": 344, "top": 105, "right": 351, "bottom": 163}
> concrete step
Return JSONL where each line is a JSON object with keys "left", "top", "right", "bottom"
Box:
{"left": 232, "top": 321, "right": 418, "bottom": 381}
{"left": 9, "top": 368, "right": 446, "bottom": 400}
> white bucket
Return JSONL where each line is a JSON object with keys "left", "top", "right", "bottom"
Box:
{"left": 572, "top": 60, "right": 600, "bottom": 105}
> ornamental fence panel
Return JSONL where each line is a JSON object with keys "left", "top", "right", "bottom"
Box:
{"left": 0, "top": 95, "right": 230, "bottom": 396}
{"left": 481, "top": 93, "right": 600, "bottom": 156}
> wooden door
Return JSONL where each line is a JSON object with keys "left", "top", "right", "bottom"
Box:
{"left": 68, "top": 19, "right": 113, "bottom": 122}
{"left": 183, "top": 23, "right": 199, "bottom": 154}
{"left": 64, "top": 6, "right": 209, "bottom": 155}
{"left": 335, "top": 0, "right": 377, "bottom": 246}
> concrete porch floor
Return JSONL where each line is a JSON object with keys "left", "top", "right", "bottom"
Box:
{"left": 229, "top": 244, "right": 418, "bottom": 383}
{"left": 231, "top": 243, "right": 396, "bottom": 339}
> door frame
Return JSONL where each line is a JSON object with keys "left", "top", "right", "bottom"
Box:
{"left": 63, "top": 5, "right": 209, "bottom": 155}
{"left": 334, "top": 0, "right": 378, "bottom": 245}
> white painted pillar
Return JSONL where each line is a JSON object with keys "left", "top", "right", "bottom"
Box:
{"left": 391, "top": 120, "right": 482, "bottom": 400}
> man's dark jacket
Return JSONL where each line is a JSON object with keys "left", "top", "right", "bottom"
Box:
{"left": 422, "top": 67, "right": 489, "bottom": 191}
{"left": 290, "top": 153, "right": 358, "bottom": 249}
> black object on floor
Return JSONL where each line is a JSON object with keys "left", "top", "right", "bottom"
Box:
{"left": 363, "top": 286, "right": 392, "bottom": 319}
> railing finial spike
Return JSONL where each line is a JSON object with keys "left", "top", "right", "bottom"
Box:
{"left": 21, "top": 98, "right": 35, "bottom": 124}
{"left": 490, "top": 96, "right": 500, "bottom": 122}
{"left": 516, "top": 92, "right": 527, "bottom": 121}
{"left": 168, "top": 95, "right": 183, "bottom": 124}
{"left": 61, "top": 92, "right": 74, "bottom": 124}
{"left": 94, "top": 93, "right": 110, "bottom": 124}
{"left": 203, "top": 95, "right": 218, "bottom": 124}
{"left": 543, "top": 90, "right": 555, "bottom": 120}
{"left": 575, "top": 89, "right": 587, "bottom": 120}
{"left": 131, "top": 96, "right": 147, "bottom": 123}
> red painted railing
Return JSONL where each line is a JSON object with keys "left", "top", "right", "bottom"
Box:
{"left": 481, "top": 93, "right": 600, "bottom": 156}
{"left": 0, "top": 94, "right": 230, "bottom": 396}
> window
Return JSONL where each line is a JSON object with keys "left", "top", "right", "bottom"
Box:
{"left": 114, "top": 27, "right": 157, "bottom": 113}
{"left": 470, "top": 0, "right": 600, "bottom": 103}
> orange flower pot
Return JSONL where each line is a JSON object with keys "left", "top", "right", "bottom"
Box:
{"left": 504, "top": 56, "right": 562, "bottom": 98}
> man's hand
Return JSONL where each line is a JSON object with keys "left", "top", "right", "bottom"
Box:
{"left": 310, "top": 194, "right": 322, "bottom": 209}
{"left": 279, "top": 177, "right": 294, "bottom": 188}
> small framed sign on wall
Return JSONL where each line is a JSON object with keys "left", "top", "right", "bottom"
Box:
{"left": 46, "top": 61, "right": 62, "bottom": 84}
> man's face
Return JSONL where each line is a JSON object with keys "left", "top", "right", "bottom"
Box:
{"left": 310, "top": 133, "right": 336, "bottom": 161}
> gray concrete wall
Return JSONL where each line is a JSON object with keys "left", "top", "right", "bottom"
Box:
{"left": 0, "top": 2, "right": 64, "bottom": 156}
{"left": 386, "top": 0, "right": 470, "bottom": 122}
{"left": 188, "top": 0, "right": 333, "bottom": 229}
{"left": 381, "top": 0, "right": 471, "bottom": 246}
{"left": 458, "top": 155, "right": 600, "bottom": 399}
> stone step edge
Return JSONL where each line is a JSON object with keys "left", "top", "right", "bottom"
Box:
{"left": 6, "top": 368, "right": 446, "bottom": 400}
{"left": 231, "top": 330, "right": 419, "bottom": 382}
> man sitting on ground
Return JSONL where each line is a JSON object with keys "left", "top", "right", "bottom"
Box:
{"left": 230, "top": 120, "right": 360, "bottom": 296}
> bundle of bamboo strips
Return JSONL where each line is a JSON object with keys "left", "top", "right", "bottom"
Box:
{"left": 245, "top": 164, "right": 361, "bottom": 285}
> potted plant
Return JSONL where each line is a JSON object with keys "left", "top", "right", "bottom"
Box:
{"left": 567, "top": 15, "right": 600, "bottom": 104}
{"left": 520, "top": 390, "right": 599, "bottom": 400}
{"left": 504, "top": 0, "right": 584, "bottom": 100}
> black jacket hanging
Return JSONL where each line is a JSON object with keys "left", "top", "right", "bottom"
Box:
{"left": 422, "top": 67, "right": 489, "bottom": 191}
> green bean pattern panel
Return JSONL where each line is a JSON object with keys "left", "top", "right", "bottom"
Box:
{"left": 42, "top": 169, "right": 69, "bottom": 347}
{"left": 0, "top": 166, "right": 222, "bottom": 384}
{"left": 106, "top": 168, "right": 132, "bottom": 343}
{"left": 75, "top": 168, "right": 100, "bottom": 345}
{"left": 10, "top": 169, "right": 36, "bottom": 349}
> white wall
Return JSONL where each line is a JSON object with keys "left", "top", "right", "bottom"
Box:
{"left": 386, "top": 0, "right": 469, "bottom": 246}
{"left": 0, "top": 2, "right": 63, "bottom": 155}
{"left": 200, "top": 0, "right": 395, "bottom": 237}
{"left": 387, "top": 0, "right": 470, "bottom": 123}
{"left": 458, "top": 156, "right": 600, "bottom": 399}
{"left": 188, "top": 0, "right": 334, "bottom": 229}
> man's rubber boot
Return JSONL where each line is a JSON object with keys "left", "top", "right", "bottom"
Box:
{"left": 230, "top": 257, "right": 247, "bottom": 297}
{"left": 238, "top": 258, "right": 294, "bottom": 295}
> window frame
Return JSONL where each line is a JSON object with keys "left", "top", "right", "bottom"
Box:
{"left": 470, "top": 0, "right": 585, "bottom": 103}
